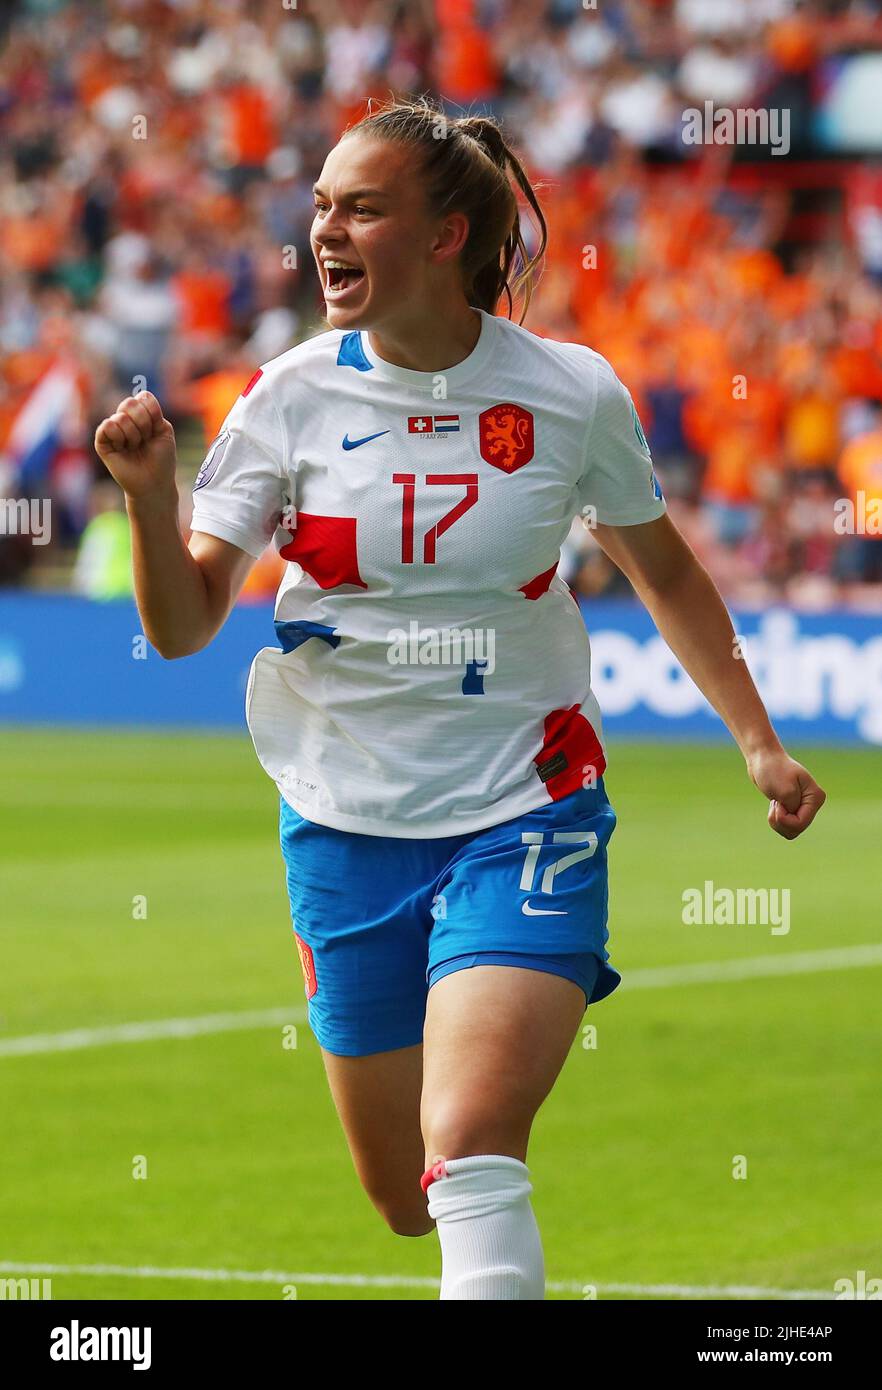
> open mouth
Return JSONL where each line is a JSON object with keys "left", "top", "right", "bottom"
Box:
{"left": 325, "top": 264, "right": 366, "bottom": 298}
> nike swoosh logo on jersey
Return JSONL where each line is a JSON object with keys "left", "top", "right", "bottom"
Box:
{"left": 521, "top": 899, "right": 568, "bottom": 917}
{"left": 342, "top": 430, "right": 390, "bottom": 450}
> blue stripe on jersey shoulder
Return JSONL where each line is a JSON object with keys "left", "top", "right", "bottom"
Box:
{"left": 337, "top": 332, "right": 373, "bottom": 371}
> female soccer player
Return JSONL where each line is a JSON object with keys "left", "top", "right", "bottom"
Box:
{"left": 95, "top": 97, "right": 826, "bottom": 1300}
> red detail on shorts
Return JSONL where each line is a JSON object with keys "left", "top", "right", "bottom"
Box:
{"left": 294, "top": 932, "right": 317, "bottom": 1000}
{"left": 519, "top": 560, "right": 558, "bottom": 600}
{"left": 534, "top": 705, "right": 606, "bottom": 801}
{"left": 241, "top": 368, "right": 263, "bottom": 397}
{"left": 421, "top": 1159, "right": 448, "bottom": 1194}
{"left": 279, "top": 513, "right": 367, "bottom": 589}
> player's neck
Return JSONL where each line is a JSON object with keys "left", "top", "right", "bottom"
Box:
{"left": 366, "top": 304, "right": 482, "bottom": 373}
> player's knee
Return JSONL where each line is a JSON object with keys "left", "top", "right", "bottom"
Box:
{"left": 421, "top": 1099, "right": 530, "bottom": 1165}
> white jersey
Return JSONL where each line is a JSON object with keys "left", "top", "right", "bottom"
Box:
{"left": 190, "top": 308, "right": 666, "bottom": 837}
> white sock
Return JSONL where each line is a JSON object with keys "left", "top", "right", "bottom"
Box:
{"left": 422, "top": 1154, "right": 545, "bottom": 1300}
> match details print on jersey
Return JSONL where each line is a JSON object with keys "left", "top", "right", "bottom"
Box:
{"left": 190, "top": 308, "right": 666, "bottom": 837}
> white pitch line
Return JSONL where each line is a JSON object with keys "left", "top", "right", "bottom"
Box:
{"left": 0, "top": 1261, "right": 837, "bottom": 1299}
{"left": 625, "top": 943, "right": 882, "bottom": 990}
{"left": 1, "top": 943, "right": 881, "bottom": 1059}
{"left": 0, "top": 1007, "right": 306, "bottom": 1058}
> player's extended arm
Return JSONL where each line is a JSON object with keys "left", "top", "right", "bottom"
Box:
{"left": 94, "top": 391, "right": 254, "bottom": 658}
{"left": 591, "top": 513, "right": 826, "bottom": 839}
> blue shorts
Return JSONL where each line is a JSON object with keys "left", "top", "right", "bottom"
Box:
{"left": 279, "top": 779, "right": 620, "bottom": 1057}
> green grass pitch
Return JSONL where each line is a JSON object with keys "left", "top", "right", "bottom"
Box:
{"left": 0, "top": 728, "right": 879, "bottom": 1301}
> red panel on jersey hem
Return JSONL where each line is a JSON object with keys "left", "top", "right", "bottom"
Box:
{"left": 533, "top": 705, "right": 606, "bottom": 801}
{"left": 519, "top": 560, "right": 559, "bottom": 600}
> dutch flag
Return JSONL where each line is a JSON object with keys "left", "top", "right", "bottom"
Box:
{"left": 0, "top": 359, "right": 82, "bottom": 492}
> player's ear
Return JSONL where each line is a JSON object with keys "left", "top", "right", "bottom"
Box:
{"left": 431, "top": 210, "right": 471, "bottom": 265}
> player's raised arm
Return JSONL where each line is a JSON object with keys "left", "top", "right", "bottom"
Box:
{"left": 591, "top": 511, "right": 827, "bottom": 840}
{"left": 94, "top": 390, "right": 255, "bottom": 658}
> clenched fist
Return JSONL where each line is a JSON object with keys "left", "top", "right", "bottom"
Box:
{"left": 94, "top": 391, "right": 177, "bottom": 500}
{"left": 746, "top": 746, "right": 827, "bottom": 839}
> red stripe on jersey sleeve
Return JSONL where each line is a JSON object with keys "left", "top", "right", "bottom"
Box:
{"left": 241, "top": 367, "right": 263, "bottom": 397}
{"left": 279, "top": 512, "right": 368, "bottom": 590}
{"left": 534, "top": 704, "right": 606, "bottom": 800}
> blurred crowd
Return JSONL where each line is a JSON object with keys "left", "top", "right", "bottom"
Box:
{"left": 1, "top": 0, "right": 882, "bottom": 606}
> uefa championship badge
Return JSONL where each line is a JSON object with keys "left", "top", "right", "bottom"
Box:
{"left": 194, "top": 427, "right": 231, "bottom": 491}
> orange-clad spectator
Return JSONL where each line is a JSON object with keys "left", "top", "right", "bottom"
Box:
{"left": 777, "top": 336, "right": 816, "bottom": 388}
{"left": 828, "top": 343, "right": 882, "bottom": 401}
{"left": 640, "top": 198, "right": 717, "bottom": 275}
{"left": 704, "top": 431, "right": 758, "bottom": 506}
{"left": 333, "top": 89, "right": 398, "bottom": 144}
{"left": 171, "top": 263, "right": 233, "bottom": 339}
{"left": 162, "top": 97, "right": 204, "bottom": 150}
{"left": 671, "top": 322, "right": 731, "bottom": 393}
{"left": 71, "top": 42, "right": 116, "bottom": 109}
{"left": 702, "top": 430, "right": 766, "bottom": 545}
{"left": 569, "top": 237, "right": 615, "bottom": 325}
{"left": 190, "top": 364, "right": 258, "bottom": 445}
{"left": 768, "top": 271, "right": 819, "bottom": 323}
{"left": 784, "top": 388, "right": 840, "bottom": 471}
{"left": 2, "top": 212, "right": 61, "bottom": 272}
{"left": 221, "top": 84, "right": 275, "bottom": 168}
{"left": 685, "top": 342, "right": 783, "bottom": 449}
{"left": 682, "top": 377, "right": 735, "bottom": 457}
{"left": 523, "top": 263, "right": 578, "bottom": 341}
{"left": 731, "top": 246, "right": 782, "bottom": 292}
{"left": 434, "top": 0, "right": 477, "bottom": 25}
{"left": 187, "top": 190, "right": 243, "bottom": 237}
{"left": 737, "top": 374, "right": 786, "bottom": 452}
{"left": 434, "top": 22, "right": 500, "bottom": 104}
{"left": 765, "top": 15, "right": 819, "bottom": 72}
{"left": 1, "top": 188, "right": 73, "bottom": 272}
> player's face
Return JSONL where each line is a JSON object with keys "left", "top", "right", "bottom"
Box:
{"left": 310, "top": 135, "right": 461, "bottom": 331}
